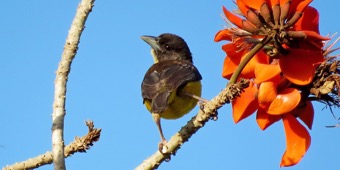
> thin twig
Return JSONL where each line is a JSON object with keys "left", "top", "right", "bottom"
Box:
{"left": 3, "top": 121, "right": 101, "bottom": 170}
{"left": 135, "top": 79, "right": 249, "bottom": 170}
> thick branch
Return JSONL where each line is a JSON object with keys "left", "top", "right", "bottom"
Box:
{"left": 135, "top": 79, "right": 249, "bottom": 170}
{"left": 3, "top": 121, "right": 101, "bottom": 170}
{"left": 51, "top": 0, "right": 95, "bottom": 169}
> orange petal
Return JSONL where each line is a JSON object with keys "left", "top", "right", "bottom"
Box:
{"left": 298, "top": 101, "right": 314, "bottom": 130}
{"left": 241, "top": 50, "right": 270, "bottom": 79}
{"left": 237, "top": 1, "right": 263, "bottom": 29}
{"left": 222, "top": 43, "right": 244, "bottom": 59}
{"left": 232, "top": 81, "right": 258, "bottom": 123}
{"left": 214, "top": 29, "right": 233, "bottom": 42}
{"left": 238, "top": 0, "right": 265, "bottom": 11}
{"left": 280, "top": 114, "right": 311, "bottom": 167}
{"left": 298, "top": 41, "right": 323, "bottom": 52}
{"left": 223, "top": 6, "right": 243, "bottom": 29}
{"left": 288, "top": 0, "right": 312, "bottom": 19}
{"left": 279, "top": 49, "right": 324, "bottom": 85}
{"left": 276, "top": 76, "right": 292, "bottom": 92}
{"left": 279, "top": 0, "right": 291, "bottom": 7}
{"left": 258, "top": 80, "right": 278, "bottom": 107}
{"left": 267, "top": 88, "right": 301, "bottom": 115}
{"left": 222, "top": 56, "right": 238, "bottom": 79}
{"left": 267, "top": 0, "right": 279, "bottom": 7}
{"left": 256, "top": 108, "right": 281, "bottom": 130}
{"left": 291, "top": 100, "right": 314, "bottom": 130}
{"left": 221, "top": 43, "right": 245, "bottom": 79}
{"left": 291, "top": 6, "right": 327, "bottom": 50}
{"left": 294, "top": 0, "right": 312, "bottom": 13}
{"left": 237, "top": 0, "right": 250, "bottom": 17}
{"left": 254, "top": 62, "right": 281, "bottom": 84}
{"left": 293, "top": 6, "right": 320, "bottom": 33}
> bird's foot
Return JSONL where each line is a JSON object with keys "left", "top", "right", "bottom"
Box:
{"left": 198, "top": 100, "right": 206, "bottom": 112}
{"left": 158, "top": 139, "right": 172, "bottom": 162}
{"left": 158, "top": 139, "right": 168, "bottom": 154}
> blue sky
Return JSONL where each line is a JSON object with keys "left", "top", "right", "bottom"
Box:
{"left": 1, "top": 1, "right": 340, "bottom": 170}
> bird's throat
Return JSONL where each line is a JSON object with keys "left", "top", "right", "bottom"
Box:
{"left": 151, "top": 49, "right": 159, "bottom": 63}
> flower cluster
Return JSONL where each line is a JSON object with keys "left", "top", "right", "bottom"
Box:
{"left": 215, "top": 0, "right": 338, "bottom": 167}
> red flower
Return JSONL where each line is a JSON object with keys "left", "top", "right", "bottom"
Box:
{"left": 215, "top": 0, "right": 326, "bottom": 167}
{"left": 232, "top": 76, "right": 314, "bottom": 166}
{"left": 215, "top": 0, "right": 329, "bottom": 85}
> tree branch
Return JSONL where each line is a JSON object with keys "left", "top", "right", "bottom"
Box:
{"left": 3, "top": 121, "right": 101, "bottom": 170}
{"left": 135, "top": 79, "right": 249, "bottom": 170}
{"left": 51, "top": 0, "right": 95, "bottom": 169}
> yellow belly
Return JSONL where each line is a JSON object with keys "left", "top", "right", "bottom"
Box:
{"left": 144, "top": 81, "right": 202, "bottom": 119}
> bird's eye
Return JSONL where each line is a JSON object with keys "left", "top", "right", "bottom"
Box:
{"left": 165, "top": 45, "right": 170, "bottom": 50}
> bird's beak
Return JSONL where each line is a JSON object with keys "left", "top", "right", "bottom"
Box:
{"left": 140, "top": 36, "right": 161, "bottom": 51}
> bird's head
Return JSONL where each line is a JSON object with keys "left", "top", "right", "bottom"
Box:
{"left": 141, "top": 33, "right": 192, "bottom": 63}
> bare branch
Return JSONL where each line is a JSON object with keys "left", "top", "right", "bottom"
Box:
{"left": 135, "top": 79, "right": 249, "bottom": 170}
{"left": 51, "top": 0, "right": 95, "bottom": 169}
{"left": 3, "top": 121, "right": 101, "bottom": 170}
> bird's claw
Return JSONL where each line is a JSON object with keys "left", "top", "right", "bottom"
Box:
{"left": 198, "top": 101, "right": 206, "bottom": 112}
{"left": 158, "top": 139, "right": 168, "bottom": 154}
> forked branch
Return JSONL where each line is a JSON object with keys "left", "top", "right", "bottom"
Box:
{"left": 3, "top": 121, "right": 101, "bottom": 170}
{"left": 51, "top": 0, "right": 95, "bottom": 169}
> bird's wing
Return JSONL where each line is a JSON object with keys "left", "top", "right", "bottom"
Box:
{"left": 141, "top": 60, "right": 202, "bottom": 113}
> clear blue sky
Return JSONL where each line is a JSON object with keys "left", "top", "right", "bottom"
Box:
{"left": 1, "top": 1, "right": 339, "bottom": 170}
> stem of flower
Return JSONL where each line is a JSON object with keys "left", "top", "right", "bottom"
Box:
{"left": 229, "top": 36, "right": 271, "bottom": 84}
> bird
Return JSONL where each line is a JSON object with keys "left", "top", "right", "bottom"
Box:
{"left": 140, "top": 33, "right": 203, "bottom": 152}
